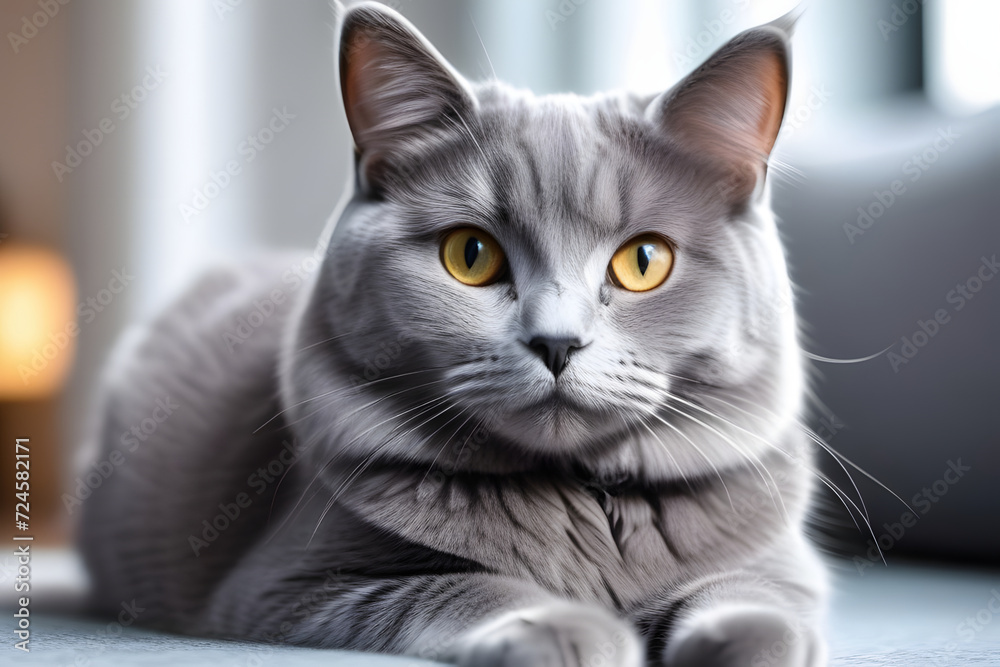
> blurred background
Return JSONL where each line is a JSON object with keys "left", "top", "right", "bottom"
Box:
{"left": 1, "top": 0, "right": 997, "bottom": 596}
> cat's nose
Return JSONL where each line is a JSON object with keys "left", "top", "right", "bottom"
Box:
{"left": 527, "top": 336, "right": 583, "bottom": 378}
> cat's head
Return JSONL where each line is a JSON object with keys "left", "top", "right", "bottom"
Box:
{"left": 286, "top": 2, "right": 803, "bottom": 483}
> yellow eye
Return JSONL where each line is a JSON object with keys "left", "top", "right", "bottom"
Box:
{"left": 441, "top": 228, "right": 506, "bottom": 286}
{"left": 609, "top": 234, "right": 674, "bottom": 292}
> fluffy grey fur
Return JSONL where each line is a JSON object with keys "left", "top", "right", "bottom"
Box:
{"left": 80, "top": 4, "right": 828, "bottom": 666}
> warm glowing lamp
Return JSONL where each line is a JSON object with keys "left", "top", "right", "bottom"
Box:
{"left": 0, "top": 244, "right": 77, "bottom": 399}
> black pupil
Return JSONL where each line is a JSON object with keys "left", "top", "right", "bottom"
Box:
{"left": 636, "top": 244, "right": 653, "bottom": 275}
{"left": 464, "top": 237, "right": 482, "bottom": 269}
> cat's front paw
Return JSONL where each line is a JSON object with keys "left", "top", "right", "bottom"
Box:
{"left": 452, "top": 602, "right": 643, "bottom": 667}
{"left": 663, "top": 604, "right": 824, "bottom": 667}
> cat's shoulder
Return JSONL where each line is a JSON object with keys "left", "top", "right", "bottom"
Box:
{"left": 96, "top": 252, "right": 310, "bottom": 424}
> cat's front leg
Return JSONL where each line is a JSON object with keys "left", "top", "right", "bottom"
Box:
{"left": 663, "top": 602, "right": 824, "bottom": 667}
{"left": 281, "top": 572, "right": 642, "bottom": 666}
{"left": 635, "top": 573, "right": 826, "bottom": 667}
{"left": 447, "top": 601, "right": 643, "bottom": 667}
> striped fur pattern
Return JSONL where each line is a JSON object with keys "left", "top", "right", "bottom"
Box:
{"left": 80, "top": 4, "right": 827, "bottom": 665}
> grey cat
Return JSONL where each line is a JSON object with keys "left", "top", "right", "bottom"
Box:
{"left": 80, "top": 3, "right": 828, "bottom": 665}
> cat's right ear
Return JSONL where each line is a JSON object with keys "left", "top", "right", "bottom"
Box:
{"left": 647, "top": 21, "right": 792, "bottom": 204}
{"left": 338, "top": 2, "right": 475, "bottom": 195}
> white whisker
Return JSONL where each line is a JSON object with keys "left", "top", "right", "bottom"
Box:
{"left": 659, "top": 392, "right": 786, "bottom": 520}
{"left": 269, "top": 393, "right": 452, "bottom": 541}
{"left": 253, "top": 366, "right": 449, "bottom": 433}
{"left": 307, "top": 399, "right": 460, "bottom": 547}
{"left": 697, "top": 393, "right": 886, "bottom": 562}
{"left": 636, "top": 410, "right": 733, "bottom": 511}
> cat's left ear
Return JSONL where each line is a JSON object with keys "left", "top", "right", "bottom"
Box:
{"left": 338, "top": 2, "right": 475, "bottom": 194}
{"left": 648, "top": 21, "right": 792, "bottom": 202}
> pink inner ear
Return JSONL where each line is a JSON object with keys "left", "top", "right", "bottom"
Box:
{"left": 341, "top": 30, "right": 382, "bottom": 146}
{"left": 338, "top": 12, "right": 472, "bottom": 166}
{"left": 755, "top": 52, "right": 788, "bottom": 157}
{"left": 657, "top": 32, "right": 790, "bottom": 194}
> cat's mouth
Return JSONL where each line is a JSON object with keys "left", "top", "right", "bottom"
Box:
{"left": 495, "top": 390, "right": 624, "bottom": 452}
{"left": 532, "top": 391, "right": 586, "bottom": 413}
{"left": 511, "top": 372, "right": 630, "bottom": 421}
{"left": 523, "top": 385, "right": 617, "bottom": 424}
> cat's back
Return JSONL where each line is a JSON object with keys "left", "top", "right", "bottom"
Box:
{"left": 79, "top": 252, "right": 308, "bottom": 631}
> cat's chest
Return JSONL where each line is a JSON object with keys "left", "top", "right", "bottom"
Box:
{"left": 345, "top": 470, "right": 746, "bottom": 607}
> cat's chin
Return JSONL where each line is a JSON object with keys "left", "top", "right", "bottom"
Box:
{"left": 489, "top": 394, "right": 625, "bottom": 455}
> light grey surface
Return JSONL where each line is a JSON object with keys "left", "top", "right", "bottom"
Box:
{"left": 827, "top": 560, "right": 1000, "bottom": 666}
{"left": 3, "top": 559, "right": 999, "bottom": 665}
{"left": 3, "top": 616, "right": 440, "bottom": 667}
